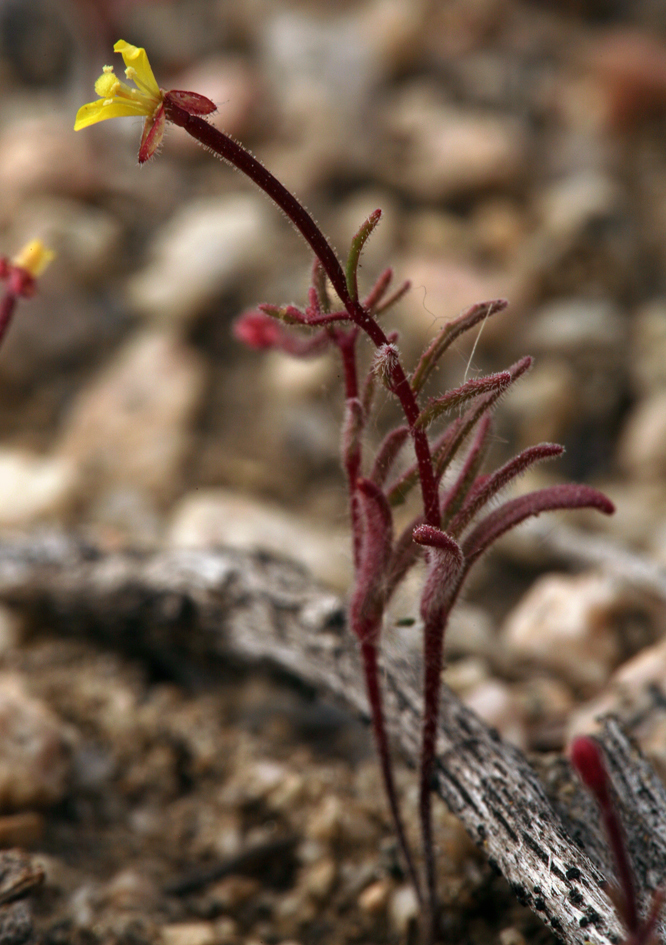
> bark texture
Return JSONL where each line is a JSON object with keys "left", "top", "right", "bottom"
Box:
{"left": 0, "top": 532, "right": 663, "bottom": 945}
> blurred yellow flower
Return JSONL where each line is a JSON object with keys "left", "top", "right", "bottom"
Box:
{"left": 74, "top": 40, "right": 163, "bottom": 131}
{"left": 12, "top": 240, "right": 55, "bottom": 278}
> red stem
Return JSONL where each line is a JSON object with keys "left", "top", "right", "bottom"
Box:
{"left": 0, "top": 293, "right": 17, "bottom": 346}
{"left": 338, "top": 330, "right": 363, "bottom": 571}
{"left": 164, "top": 101, "right": 440, "bottom": 525}
{"left": 360, "top": 640, "right": 423, "bottom": 905}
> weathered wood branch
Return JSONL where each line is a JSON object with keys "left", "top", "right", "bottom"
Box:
{"left": 0, "top": 532, "right": 663, "bottom": 945}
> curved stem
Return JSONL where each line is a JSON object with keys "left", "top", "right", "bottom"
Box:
{"left": 164, "top": 102, "right": 439, "bottom": 525}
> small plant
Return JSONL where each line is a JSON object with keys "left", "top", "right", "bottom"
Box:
{"left": 76, "top": 43, "right": 615, "bottom": 943}
{"left": 570, "top": 736, "right": 665, "bottom": 945}
{"left": 0, "top": 240, "right": 54, "bottom": 347}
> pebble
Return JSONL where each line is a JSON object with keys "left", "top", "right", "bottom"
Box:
{"left": 0, "top": 117, "right": 95, "bottom": 222}
{"left": 629, "top": 299, "right": 666, "bottom": 395}
{"left": 388, "top": 883, "right": 419, "bottom": 937}
{"left": 0, "top": 673, "right": 71, "bottom": 809}
{"left": 568, "top": 635, "right": 666, "bottom": 742}
{"left": 302, "top": 857, "right": 336, "bottom": 901}
{"left": 396, "top": 255, "right": 521, "bottom": 350}
{"left": 379, "top": 85, "right": 527, "bottom": 199}
{"left": 618, "top": 389, "right": 666, "bottom": 481}
{"left": 524, "top": 297, "right": 626, "bottom": 358}
{"left": 462, "top": 678, "right": 527, "bottom": 750}
{"left": 305, "top": 796, "right": 343, "bottom": 844}
{"left": 0, "top": 812, "right": 44, "bottom": 848}
{"left": 0, "top": 449, "right": 77, "bottom": 527}
{"left": 6, "top": 196, "right": 121, "bottom": 287}
{"left": 502, "top": 572, "right": 624, "bottom": 690}
{"left": 358, "top": 877, "right": 391, "bottom": 915}
{"left": 167, "top": 489, "right": 350, "bottom": 590}
{"left": 536, "top": 172, "right": 623, "bottom": 249}
{"left": 127, "top": 195, "right": 273, "bottom": 325}
{"left": 58, "top": 331, "right": 205, "bottom": 502}
{"left": 165, "top": 55, "right": 261, "bottom": 151}
{"left": 162, "top": 922, "right": 217, "bottom": 945}
{"left": 502, "top": 358, "right": 577, "bottom": 447}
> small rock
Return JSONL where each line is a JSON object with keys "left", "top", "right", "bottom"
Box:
{"left": 0, "top": 812, "right": 44, "bottom": 849}
{"left": 58, "top": 331, "right": 205, "bottom": 502}
{"left": 358, "top": 877, "right": 391, "bottom": 915}
{"left": 380, "top": 85, "right": 527, "bottom": 199}
{"left": 619, "top": 389, "right": 666, "bottom": 481}
{"left": 305, "top": 796, "right": 343, "bottom": 844}
{"left": 161, "top": 922, "right": 216, "bottom": 945}
{"left": 568, "top": 636, "right": 666, "bottom": 742}
{"left": 302, "top": 857, "right": 336, "bottom": 901}
{"left": 581, "top": 29, "right": 666, "bottom": 131}
{"left": 499, "top": 928, "right": 527, "bottom": 945}
{"left": 536, "top": 172, "right": 623, "bottom": 249}
{"left": 503, "top": 358, "right": 577, "bottom": 447}
{"left": 0, "top": 117, "right": 94, "bottom": 221}
{"left": 629, "top": 299, "right": 666, "bottom": 395}
{"left": 7, "top": 196, "right": 121, "bottom": 286}
{"left": 525, "top": 297, "right": 626, "bottom": 358}
{"left": 462, "top": 678, "right": 527, "bottom": 749}
{"left": 100, "top": 868, "right": 159, "bottom": 912}
{"left": 503, "top": 572, "right": 639, "bottom": 691}
{"left": 213, "top": 917, "right": 238, "bottom": 943}
{"left": 0, "top": 673, "right": 71, "bottom": 810}
{"left": 388, "top": 883, "right": 419, "bottom": 937}
{"left": 165, "top": 55, "right": 261, "bottom": 154}
{"left": 396, "top": 255, "right": 521, "bottom": 349}
{"left": 127, "top": 195, "right": 273, "bottom": 325}
{"left": 167, "top": 489, "right": 350, "bottom": 590}
{"left": 0, "top": 449, "right": 77, "bottom": 527}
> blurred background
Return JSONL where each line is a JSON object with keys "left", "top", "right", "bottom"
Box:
{"left": 2, "top": 3, "right": 666, "bottom": 942}
{"left": 2, "top": 0, "right": 665, "bottom": 543}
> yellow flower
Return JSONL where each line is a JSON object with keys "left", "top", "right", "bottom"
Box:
{"left": 74, "top": 40, "right": 163, "bottom": 131}
{"left": 12, "top": 240, "right": 55, "bottom": 278}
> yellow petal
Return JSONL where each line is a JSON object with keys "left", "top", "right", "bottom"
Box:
{"left": 74, "top": 98, "right": 150, "bottom": 130}
{"left": 113, "top": 40, "right": 160, "bottom": 98}
{"left": 12, "top": 240, "right": 55, "bottom": 278}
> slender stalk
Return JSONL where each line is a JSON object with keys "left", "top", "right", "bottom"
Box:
{"left": 164, "top": 101, "right": 440, "bottom": 525}
{"left": 0, "top": 293, "right": 17, "bottom": 347}
{"left": 360, "top": 640, "right": 424, "bottom": 906}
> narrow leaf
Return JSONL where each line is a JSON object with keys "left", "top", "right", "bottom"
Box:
{"left": 349, "top": 478, "right": 393, "bottom": 644}
{"left": 342, "top": 398, "right": 364, "bottom": 472}
{"left": 440, "top": 415, "right": 492, "bottom": 530}
{"left": 463, "top": 484, "right": 615, "bottom": 565}
{"left": 346, "top": 209, "right": 382, "bottom": 302}
{"left": 415, "top": 371, "right": 511, "bottom": 431}
{"left": 363, "top": 267, "right": 393, "bottom": 312}
{"left": 411, "top": 299, "right": 508, "bottom": 395}
{"left": 412, "top": 525, "right": 464, "bottom": 620}
{"left": 434, "top": 355, "right": 533, "bottom": 482}
{"left": 374, "top": 279, "right": 411, "bottom": 317}
{"left": 448, "top": 442, "right": 564, "bottom": 538}
{"left": 258, "top": 302, "right": 307, "bottom": 325}
{"left": 370, "top": 426, "right": 410, "bottom": 488}
{"left": 387, "top": 355, "right": 532, "bottom": 508}
{"left": 311, "top": 258, "right": 331, "bottom": 314}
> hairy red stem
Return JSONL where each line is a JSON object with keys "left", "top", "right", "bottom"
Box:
{"left": 360, "top": 640, "right": 423, "bottom": 906}
{"left": 164, "top": 102, "right": 440, "bottom": 524}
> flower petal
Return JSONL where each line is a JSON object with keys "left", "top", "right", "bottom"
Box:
{"left": 114, "top": 40, "right": 160, "bottom": 98}
{"left": 74, "top": 98, "right": 151, "bottom": 130}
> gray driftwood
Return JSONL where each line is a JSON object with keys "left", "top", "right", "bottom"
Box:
{"left": 0, "top": 531, "right": 664, "bottom": 945}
